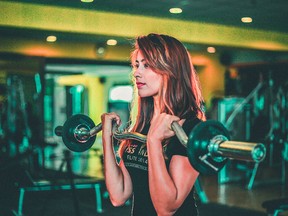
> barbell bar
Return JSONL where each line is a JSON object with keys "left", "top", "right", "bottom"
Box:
{"left": 55, "top": 114, "right": 266, "bottom": 175}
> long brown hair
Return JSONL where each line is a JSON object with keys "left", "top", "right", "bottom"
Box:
{"left": 118, "top": 33, "right": 205, "bottom": 157}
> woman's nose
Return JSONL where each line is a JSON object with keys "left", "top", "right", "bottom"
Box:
{"left": 133, "top": 68, "right": 142, "bottom": 78}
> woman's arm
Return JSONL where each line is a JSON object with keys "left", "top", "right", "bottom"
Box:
{"left": 147, "top": 113, "right": 199, "bottom": 215}
{"left": 101, "top": 113, "right": 133, "bottom": 206}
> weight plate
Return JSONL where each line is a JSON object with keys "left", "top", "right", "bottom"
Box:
{"left": 187, "top": 120, "right": 230, "bottom": 175}
{"left": 62, "top": 114, "right": 96, "bottom": 152}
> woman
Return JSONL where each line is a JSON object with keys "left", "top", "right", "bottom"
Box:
{"left": 101, "top": 33, "right": 206, "bottom": 216}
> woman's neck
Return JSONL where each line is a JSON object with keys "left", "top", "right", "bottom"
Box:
{"left": 152, "top": 95, "right": 161, "bottom": 120}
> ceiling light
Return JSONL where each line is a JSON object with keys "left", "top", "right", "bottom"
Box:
{"left": 241, "top": 17, "right": 253, "bottom": 23}
{"left": 169, "top": 8, "right": 182, "bottom": 14}
{"left": 207, "top": 47, "right": 216, "bottom": 53}
{"left": 46, "top": 35, "right": 57, "bottom": 42}
{"left": 106, "top": 39, "right": 117, "bottom": 46}
{"left": 81, "top": 0, "right": 94, "bottom": 3}
{"left": 97, "top": 47, "right": 105, "bottom": 55}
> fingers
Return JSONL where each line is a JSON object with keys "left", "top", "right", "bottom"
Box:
{"left": 177, "top": 119, "right": 186, "bottom": 127}
{"left": 101, "top": 112, "right": 122, "bottom": 126}
{"left": 152, "top": 113, "right": 181, "bottom": 131}
{"left": 158, "top": 113, "right": 180, "bottom": 129}
{"left": 148, "top": 113, "right": 180, "bottom": 141}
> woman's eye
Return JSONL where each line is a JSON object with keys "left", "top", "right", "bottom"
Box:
{"left": 144, "top": 63, "right": 149, "bottom": 68}
{"left": 133, "top": 64, "right": 139, "bottom": 69}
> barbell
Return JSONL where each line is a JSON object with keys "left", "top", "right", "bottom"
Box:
{"left": 54, "top": 114, "right": 266, "bottom": 175}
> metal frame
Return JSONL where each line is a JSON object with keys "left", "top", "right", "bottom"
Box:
{"left": 16, "top": 181, "right": 104, "bottom": 216}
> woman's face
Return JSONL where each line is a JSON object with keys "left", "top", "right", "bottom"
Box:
{"left": 133, "top": 51, "right": 163, "bottom": 98}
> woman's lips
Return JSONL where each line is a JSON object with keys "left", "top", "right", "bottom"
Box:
{"left": 136, "top": 82, "right": 145, "bottom": 88}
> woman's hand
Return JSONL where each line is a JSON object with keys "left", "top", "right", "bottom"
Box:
{"left": 101, "top": 112, "right": 122, "bottom": 137}
{"left": 148, "top": 113, "right": 184, "bottom": 142}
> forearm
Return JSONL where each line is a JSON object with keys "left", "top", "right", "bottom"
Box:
{"left": 102, "top": 134, "right": 132, "bottom": 206}
{"left": 147, "top": 138, "right": 178, "bottom": 215}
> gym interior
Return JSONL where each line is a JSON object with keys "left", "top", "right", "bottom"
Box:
{"left": 0, "top": 1, "right": 287, "bottom": 216}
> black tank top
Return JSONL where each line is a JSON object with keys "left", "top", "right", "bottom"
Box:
{"left": 122, "top": 117, "right": 201, "bottom": 216}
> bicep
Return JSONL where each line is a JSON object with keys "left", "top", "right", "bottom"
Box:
{"left": 169, "top": 155, "right": 199, "bottom": 202}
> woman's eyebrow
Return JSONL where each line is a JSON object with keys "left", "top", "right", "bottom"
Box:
{"left": 135, "top": 58, "right": 146, "bottom": 63}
